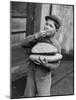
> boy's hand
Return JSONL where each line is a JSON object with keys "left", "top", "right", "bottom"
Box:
{"left": 33, "top": 56, "right": 61, "bottom": 69}
{"left": 38, "top": 57, "right": 48, "bottom": 66}
{"left": 38, "top": 30, "right": 47, "bottom": 38}
{"left": 33, "top": 56, "right": 48, "bottom": 65}
{"left": 34, "top": 30, "right": 55, "bottom": 40}
{"left": 34, "top": 30, "right": 47, "bottom": 39}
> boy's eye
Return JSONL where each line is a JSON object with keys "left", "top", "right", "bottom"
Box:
{"left": 46, "top": 23, "right": 53, "bottom": 28}
{"left": 49, "top": 24, "right": 53, "bottom": 28}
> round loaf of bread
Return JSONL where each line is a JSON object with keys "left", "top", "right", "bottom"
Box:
{"left": 31, "top": 42, "right": 57, "bottom": 54}
{"left": 29, "top": 53, "right": 63, "bottom": 64}
{"left": 30, "top": 42, "right": 63, "bottom": 65}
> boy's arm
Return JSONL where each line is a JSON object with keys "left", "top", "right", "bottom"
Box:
{"left": 22, "top": 34, "right": 37, "bottom": 48}
{"left": 22, "top": 30, "right": 55, "bottom": 48}
{"left": 22, "top": 31, "right": 47, "bottom": 48}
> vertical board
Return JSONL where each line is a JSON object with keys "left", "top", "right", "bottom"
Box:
{"left": 40, "top": 3, "right": 50, "bottom": 30}
{"left": 34, "top": 3, "right": 42, "bottom": 33}
{"left": 26, "top": 3, "right": 36, "bottom": 36}
{"left": 11, "top": 33, "right": 25, "bottom": 46}
{"left": 11, "top": 18, "right": 27, "bottom": 32}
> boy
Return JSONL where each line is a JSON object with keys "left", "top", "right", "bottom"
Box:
{"left": 22, "top": 15, "right": 61, "bottom": 97}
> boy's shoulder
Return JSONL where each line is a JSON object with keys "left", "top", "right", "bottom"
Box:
{"left": 51, "top": 38, "right": 59, "bottom": 44}
{"left": 50, "top": 38, "right": 61, "bottom": 53}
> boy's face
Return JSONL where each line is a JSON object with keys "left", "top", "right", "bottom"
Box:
{"left": 44, "top": 19, "right": 56, "bottom": 32}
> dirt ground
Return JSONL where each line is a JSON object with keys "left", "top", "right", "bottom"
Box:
{"left": 11, "top": 60, "right": 74, "bottom": 98}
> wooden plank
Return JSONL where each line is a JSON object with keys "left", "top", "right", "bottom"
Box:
{"left": 11, "top": 1, "right": 27, "bottom": 18}
{"left": 11, "top": 60, "right": 29, "bottom": 81}
{"left": 34, "top": 3, "right": 42, "bottom": 32}
{"left": 11, "top": 46, "right": 28, "bottom": 61}
{"left": 11, "top": 31, "right": 26, "bottom": 34}
{"left": 11, "top": 18, "right": 27, "bottom": 32}
{"left": 11, "top": 33, "right": 25, "bottom": 45}
{"left": 11, "top": 45, "right": 31, "bottom": 81}
{"left": 26, "top": 3, "right": 36, "bottom": 36}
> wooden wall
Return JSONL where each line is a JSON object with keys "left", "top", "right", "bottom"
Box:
{"left": 52, "top": 4, "right": 74, "bottom": 53}
{"left": 10, "top": 2, "right": 28, "bottom": 46}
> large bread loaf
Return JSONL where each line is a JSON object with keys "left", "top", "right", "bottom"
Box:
{"left": 31, "top": 42, "right": 57, "bottom": 54}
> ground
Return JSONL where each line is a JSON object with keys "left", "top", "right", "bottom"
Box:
{"left": 11, "top": 60, "right": 74, "bottom": 98}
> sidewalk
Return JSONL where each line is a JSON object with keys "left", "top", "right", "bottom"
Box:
{"left": 11, "top": 60, "right": 74, "bottom": 98}
{"left": 51, "top": 60, "right": 74, "bottom": 96}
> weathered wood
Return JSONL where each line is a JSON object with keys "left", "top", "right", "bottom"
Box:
{"left": 26, "top": 3, "right": 36, "bottom": 36}
{"left": 11, "top": 31, "right": 26, "bottom": 34}
{"left": 11, "top": 18, "right": 27, "bottom": 33}
{"left": 11, "top": 58, "right": 29, "bottom": 82}
{"left": 11, "top": 33, "right": 25, "bottom": 45}
{"left": 11, "top": 54, "right": 31, "bottom": 82}
{"left": 11, "top": 2, "right": 28, "bottom": 46}
{"left": 11, "top": 44, "right": 31, "bottom": 81}
{"left": 11, "top": 1, "right": 27, "bottom": 18}
{"left": 52, "top": 5, "right": 73, "bottom": 52}
{"left": 34, "top": 3, "right": 42, "bottom": 33}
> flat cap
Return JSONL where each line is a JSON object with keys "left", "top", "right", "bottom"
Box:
{"left": 45, "top": 15, "right": 61, "bottom": 29}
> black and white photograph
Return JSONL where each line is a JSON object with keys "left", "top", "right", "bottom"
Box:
{"left": 10, "top": 1, "right": 74, "bottom": 99}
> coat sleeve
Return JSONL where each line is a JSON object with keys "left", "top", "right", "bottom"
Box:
{"left": 21, "top": 34, "right": 37, "bottom": 48}
{"left": 21, "top": 31, "right": 48, "bottom": 48}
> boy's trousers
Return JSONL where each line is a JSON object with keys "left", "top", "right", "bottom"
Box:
{"left": 24, "top": 62, "right": 52, "bottom": 97}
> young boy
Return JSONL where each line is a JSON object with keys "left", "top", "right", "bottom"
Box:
{"left": 22, "top": 15, "right": 61, "bottom": 97}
